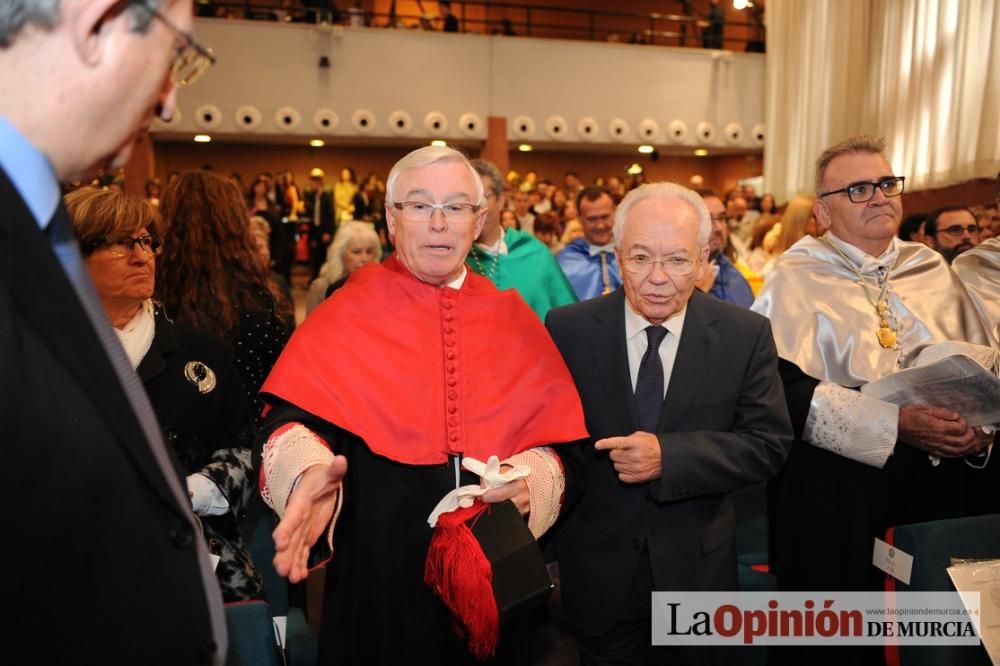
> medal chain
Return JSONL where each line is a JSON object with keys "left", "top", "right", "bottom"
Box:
{"left": 821, "top": 238, "right": 900, "bottom": 350}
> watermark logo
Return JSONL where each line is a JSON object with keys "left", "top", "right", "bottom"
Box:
{"left": 652, "top": 592, "right": 980, "bottom": 646}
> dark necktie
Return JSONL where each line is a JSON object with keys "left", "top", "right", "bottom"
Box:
{"left": 46, "top": 207, "right": 227, "bottom": 657}
{"left": 634, "top": 325, "right": 668, "bottom": 432}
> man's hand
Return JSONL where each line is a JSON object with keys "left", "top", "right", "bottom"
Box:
{"left": 898, "top": 405, "right": 990, "bottom": 457}
{"left": 273, "top": 456, "right": 348, "bottom": 583}
{"left": 480, "top": 466, "right": 530, "bottom": 516}
{"left": 595, "top": 432, "right": 662, "bottom": 483}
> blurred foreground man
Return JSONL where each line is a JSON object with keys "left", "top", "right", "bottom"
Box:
{"left": 0, "top": 1, "right": 226, "bottom": 662}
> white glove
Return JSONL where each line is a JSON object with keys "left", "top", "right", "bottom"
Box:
{"left": 426, "top": 455, "right": 532, "bottom": 527}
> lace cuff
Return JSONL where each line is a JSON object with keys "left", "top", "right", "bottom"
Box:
{"left": 261, "top": 423, "right": 335, "bottom": 516}
{"left": 504, "top": 447, "right": 565, "bottom": 539}
{"left": 804, "top": 382, "right": 898, "bottom": 468}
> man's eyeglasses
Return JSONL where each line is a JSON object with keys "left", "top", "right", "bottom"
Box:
{"left": 92, "top": 234, "right": 164, "bottom": 257}
{"left": 622, "top": 254, "right": 698, "bottom": 277}
{"left": 936, "top": 224, "right": 981, "bottom": 237}
{"left": 133, "top": 1, "right": 216, "bottom": 86}
{"left": 392, "top": 201, "right": 482, "bottom": 223}
{"left": 710, "top": 214, "right": 732, "bottom": 226}
{"left": 820, "top": 176, "right": 905, "bottom": 204}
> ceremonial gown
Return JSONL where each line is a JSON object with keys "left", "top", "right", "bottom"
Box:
{"left": 556, "top": 237, "right": 622, "bottom": 301}
{"left": 260, "top": 255, "right": 588, "bottom": 664}
{"left": 953, "top": 237, "right": 1000, "bottom": 346}
{"left": 467, "top": 227, "right": 577, "bottom": 320}
{"left": 752, "top": 234, "right": 994, "bottom": 584}
{"left": 752, "top": 234, "right": 995, "bottom": 664}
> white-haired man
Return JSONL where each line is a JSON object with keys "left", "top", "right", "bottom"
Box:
{"left": 546, "top": 182, "right": 792, "bottom": 665}
{"left": 751, "top": 136, "right": 995, "bottom": 662}
{"left": 1, "top": 1, "right": 226, "bottom": 663}
{"left": 257, "top": 145, "right": 588, "bottom": 663}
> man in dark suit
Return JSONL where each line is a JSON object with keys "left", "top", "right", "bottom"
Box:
{"left": 546, "top": 182, "right": 793, "bottom": 665}
{"left": 0, "top": 1, "right": 226, "bottom": 663}
{"left": 302, "top": 167, "right": 337, "bottom": 278}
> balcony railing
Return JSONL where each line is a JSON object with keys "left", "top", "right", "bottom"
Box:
{"left": 195, "top": 1, "right": 766, "bottom": 51}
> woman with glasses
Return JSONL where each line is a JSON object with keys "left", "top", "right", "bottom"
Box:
{"left": 66, "top": 187, "right": 262, "bottom": 602}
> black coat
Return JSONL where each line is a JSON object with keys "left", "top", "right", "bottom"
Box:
{"left": 0, "top": 168, "right": 219, "bottom": 664}
{"left": 546, "top": 289, "right": 793, "bottom": 636}
{"left": 139, "top": 307, "right": 262, "bottom": 602}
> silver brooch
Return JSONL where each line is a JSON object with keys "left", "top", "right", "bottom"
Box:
{"left": 184, "top": 361, "right": 217, "bottom": 395}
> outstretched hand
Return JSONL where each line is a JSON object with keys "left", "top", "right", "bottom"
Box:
{"left": 272, "top": 456, "right": 348, "bottom": 583}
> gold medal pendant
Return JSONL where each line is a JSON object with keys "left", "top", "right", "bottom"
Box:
{"left": 876, "top": 324, "right": 897, "bottom": 349}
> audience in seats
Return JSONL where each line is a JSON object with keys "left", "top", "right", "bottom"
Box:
{"left": 923, "top": 204, "right": 982, "bottom": 263}
{"left": 156, "top": 170, "right": 294, "bottom": 423}
{"left": 249, "top": 215, "right": 293, "bottom": 306}
{"left": 754, "top": 193, "right": 819, "bottom": 277}
{"left": 533, "top": 211, "right": 566, "bottom": 253}
{"left": 278, "top": 168, "right": 304, "bottom": 221}
{"left": 898, "top": 212, "right": 928, "bottom": 243}
{"left": 247, "top": 175, "right": 293, "bottom": 282}
{"left": 695, "top": 190, "right": 756, "bottom": 306}
{"left": 513, "top": 189, "right": 536, "bottom": 235}
{"left": 751, "top": 134, "right": 995, "bottom": 665}
{"left": 67, "top": 187, "right": 263, "bottom": 603}
{"left": 333, "top": 166, "right": 359, "bottom": 223}
{"left": 745, "top": 210, "right": 779, "bottom": 275}
{"left": 305, "top": 220, "right": 383, "bottom": 315}
{"left": 303, "top": 167, "right": 337, "bottom": 278}
{"left": 557, "top": 185, "right": 623, "bottom": 300}
{"left": 466, "top": 159, "right": 577, "bottom": 320}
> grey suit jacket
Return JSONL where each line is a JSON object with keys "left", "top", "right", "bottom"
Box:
{"left": 546, "top": 289, "right": 792, "bottom": 636}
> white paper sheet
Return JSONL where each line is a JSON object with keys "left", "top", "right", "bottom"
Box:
{"left": 861, "top": 355, "right": 1000, "bottom": 427}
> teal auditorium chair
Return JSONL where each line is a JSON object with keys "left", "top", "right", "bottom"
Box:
{"left": 735, "top": 482, "right": 775, "bottom": 592}
{"left": 225, "top": 600, "right": 283, "bottom": 666}
{"left": 883, "top": 513, "right": 1000, "bottom": 666}
{"left": 734, "top": 482, "right": 773, "bottom": 666}
{"left": 243, "top": 494, "right": 319, "bottom": 666}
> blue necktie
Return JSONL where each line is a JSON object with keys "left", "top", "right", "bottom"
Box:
{"left": 46, "top": 207, "right": 227, "bottom": 658}
{"left": 634, "top": 326, "right": 668, "bottom": 432}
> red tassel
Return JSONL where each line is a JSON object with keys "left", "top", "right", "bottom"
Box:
{"left": 424, "top": 501, "right": 499, "bottom": 661}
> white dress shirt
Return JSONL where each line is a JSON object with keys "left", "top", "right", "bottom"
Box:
{"left": 624, "top": 298, "right": 687, "bottom": 398}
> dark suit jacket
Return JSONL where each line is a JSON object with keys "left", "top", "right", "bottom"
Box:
{"left": 302, "top": 187, "right": 336, "bottom": 235}
{"left": 139, "top": 308, "right": 262, "bottom": 602}
{"left": 546, "top": 289, "right": 792, "bottom": 636}
{"left": 0, "top": 169, "right": 218, "bottom": 664}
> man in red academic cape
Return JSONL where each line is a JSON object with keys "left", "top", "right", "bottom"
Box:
{"left": 258, "top": 145, "right": 589, "bottom": 664}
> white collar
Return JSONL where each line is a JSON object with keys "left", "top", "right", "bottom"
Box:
{"left": 825, "top": 231, "right": 900, "bottom": 275}
{"left": 115, "top": 300, "right": 156, "bottom": 370}
{"left": 475, "top": 229, "right": 509, "bottom": 256}
{"left": 624, "top": 297, "right": 687, "bottom": 342}
{"left": 445, "top": 266, "right": 468, "bottom": 289}
{"left": 588, "top": 242, "right": 616, "bottom": 256}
